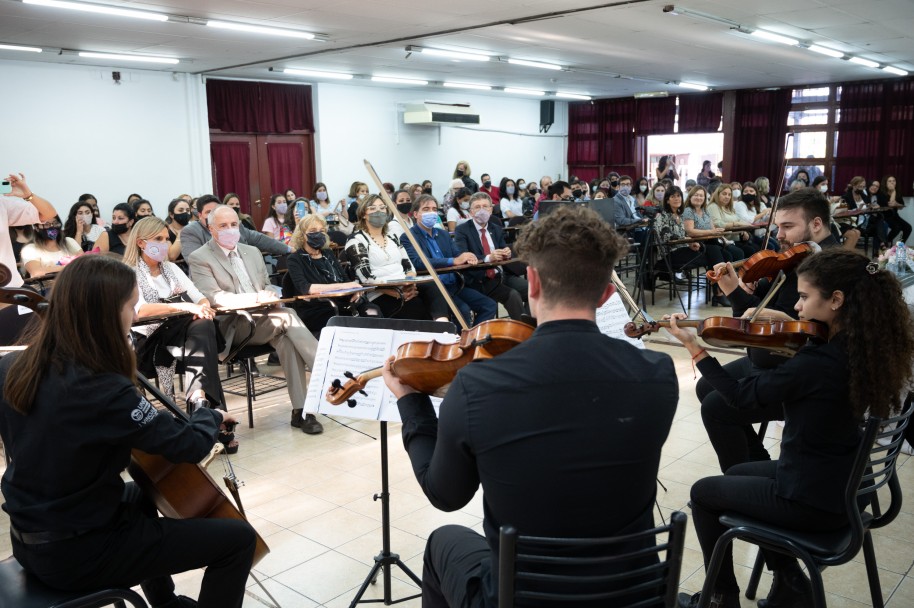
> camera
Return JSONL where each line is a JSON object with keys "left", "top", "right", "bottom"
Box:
{"left": 636, "top": 206, "right": 661, "bottom": 219}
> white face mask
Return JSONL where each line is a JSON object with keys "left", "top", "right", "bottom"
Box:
{"left": 819, "top": 185, "right": 828, "bottom": 193}
{"left": 732, "top": 189, "right": 741, "bottom": 199}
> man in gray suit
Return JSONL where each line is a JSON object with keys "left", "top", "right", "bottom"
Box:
{"left": 181, "top": 194, "right": 290, "bottom": 263}
{"left": 610, "top": 175, "right": 649, "bottom": 246}
{"left": 188, "top": 206, "right": 322, "bottom": 434}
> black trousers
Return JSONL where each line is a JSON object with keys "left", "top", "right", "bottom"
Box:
{"left": 885, "top": 210, "right": 912, "bottom": 244}
{"left": 690, "top": 461, "right": 847, "bottom": 594}
{"left": 697, "top": 357, "right": 783, "bottom": 473}
{"left": 373, "top": 293, "right": 433, "bottom": 320}
{"left": 422, "top": 525, "right": 492, "bottom": 608}
{"left": 11, "top": 483, "right": 257, "bottom": 608}
{"left": 469, "top": 273, "right": 529, "bottom": 320}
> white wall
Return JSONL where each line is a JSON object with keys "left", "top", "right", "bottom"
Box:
{"left": 0, "top": 60, "right": 211, "bottom": 220}
{"left": 312, "top": 82, "right": 567, "bottom": 201}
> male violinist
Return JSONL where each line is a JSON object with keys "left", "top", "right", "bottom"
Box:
{"left": 699, "top": 187, "right": 839, "bottom": 472}
{"left": 383, "top": 206, "right": 678, "bottom": 607}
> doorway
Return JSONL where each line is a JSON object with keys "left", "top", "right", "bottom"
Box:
{"left": 647, "top": 133, "right": 724, "bottom": 186}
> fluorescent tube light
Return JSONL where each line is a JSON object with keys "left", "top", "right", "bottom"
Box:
{"left": 848, "top": 56, "right": 879, "bottom": 68}
{"left": 0, "top": 43, "right": 42, "bottom": 53}
{"left": 443, "top": 82, "right": 492, "bottom": 91}
{"left": 284, "top": 68, "right": 353, "bottom": 80}
{"left": 556, "top": 92, "right": 592, "bottom": 100}
{"left": 750, "top": 29, "right": 799, "bottom": 46}
{"left": 679, "top": 82, "right": 709, "bottom": 91}
{"left": 503, "top": 87, "right": 545, "bottom": 96}
{"left": 78, "top": 51, "right": 179, "bottom": 64}
{"left": 420, "top": 48, "right": 490, "bottom": 62}
{"left": 883, "top": 65, "right": 909, "bottom": 76}
{"left": 372, "top": 76, "right": 428, "bottom": 85}
{"left": 507, "top": 58, "right": 562, "bottom": 71}
{"left": 808, "top": 45, "right": 844, "bottom": 59}
{"left": 207, "top": 20, "right": 315, "bottom": 40}
{"left": 23, "top": 0, "right": 168, "bottom": 21}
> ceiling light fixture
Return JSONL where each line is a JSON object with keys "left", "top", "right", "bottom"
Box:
{"left": 0, "top": 43, "right": 43, "bottom": 53}
{"left": 678, "top": 82, "right": 709, "bottom": 91}
{"left": 78, "top": 51, "right": 179, "bottom": 64}
{"left": 410, "top": 46, "right": 490, "bottom": 62}
{"left": 556, "top": 92, "right": 592, "bottom": 100}
{"left": 23, "top": 0, "right": 168, "bottom": 21}
{"left": 503, "top": 87, "right": 545, "bottom": 96}
{"left": 507, "top": 58, "right": 562, "bottom": 71}
{"left": 443, "top": 82, "right": 492, "bottom": 91}
{"left": 207, "top": 20, "right": 315, "bottom": 39}
{"left": 883, "top": 65, "right": 909, "bottom": 76}
{"left": 661, "top": 5, "right": 742, "bottom": 28}
{"left": 371, "top": 76, "right": 428, "bottom": 86}
{"left": 284, "top": 68, "right": 353, "bottom": 80}
{"left": 848, "top": 56, "right": 879, "bottom": 68}
{"left": 634, "top": 91, "right": 670, "bottom": 98}
{"left": 807, "top": 44, "right": 844, "bottom": 59}
{"left": 750, "top": 29, "right": 799, "bottom": 46}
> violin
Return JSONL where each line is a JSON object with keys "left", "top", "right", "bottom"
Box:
{"left": 325, "top": 319, "right": 534, "bottom": 406}
{"left": 624, "top": 316, "right": 828, "bottom": 357}
{"left": 706, "top": 242, "right": 818, "bottom": 284}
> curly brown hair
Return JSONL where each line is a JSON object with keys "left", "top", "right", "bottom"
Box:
{"left": 515, "top": 206, "right": 628, "bottom": 309}
{"left": 797, "top": 249, "right": 914, "bottom": 420}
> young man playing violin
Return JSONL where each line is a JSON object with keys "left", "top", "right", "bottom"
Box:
{"left": 382, "top": 206, "right": 679, "bottom": 608}
{"left": 699, "top": 187, "right": 839, "bottom": 473}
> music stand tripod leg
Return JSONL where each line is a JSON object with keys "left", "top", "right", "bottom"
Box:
{"left": 349, "top": 421, "right": 423, "bottom": 607}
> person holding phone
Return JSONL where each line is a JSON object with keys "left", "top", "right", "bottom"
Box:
{"left": 1, "top": 172, "right": 59, "bottom": 287}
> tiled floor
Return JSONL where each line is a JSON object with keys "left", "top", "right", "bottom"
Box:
{"left": 1, "top": 283, "right": 913, "bottom": 607}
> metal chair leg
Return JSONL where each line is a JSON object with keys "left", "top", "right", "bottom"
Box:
{"left": 862, "top": 532, "right": 885, "bottom": 608}
{"left": 745, "top": 550, "right": 765, "bottom": 599}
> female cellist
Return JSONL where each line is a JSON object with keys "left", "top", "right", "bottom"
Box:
{"left": 667, "top": 248, "right": 914, "bottom": 608}
{"left": 0, "top": 255, "right": 256, "bottom": 608}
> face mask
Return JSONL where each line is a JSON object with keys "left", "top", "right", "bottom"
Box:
{"left": 640, "top": 184, "right": 648, "bottom": 193}
{"left": 506, "top": 186, "right": 516, "bottom": 195}
{"left": 572, "top": 189, "right": 582, "bottom": 199}
{"left": 276, "top": 202, "right": 288, "bottom": 215}
{"left": 420, "top": 212, "right": 438, "bottom": 228}
{"left": 798, "top": 178, "right": 808, "bottom": 184}
{"left": 517, "top": 183, "right": 525, "bottom": 190}
{"left": 742, "top": 194, "right": 757, "bottom": 204}
{"left": 528, "top": 187, "right": 537, "bottom": 194}
{"left": 423, "top": 187, "right": 432, "bottom": 195}
{"left": 306, "top": 232, "right": 327, "bottom": 249}
{"left": 316, "top": 191, "right": 328, "bottom": 201}
{"left": 216, "top": 228, "right": 240, "bottom": 249}
{"left": 143, "top": 241, "right": 168, "bottom": 262}
{"left": 111, "top": 223, "right": 130, "bottom": 235}
{"left": 474, "top": 209, "right": 491, "bottom": 225}
{"left": 818, "top": 185, "right": 828, "bottom": 193}
{"left": 173, "top": 212, "right": 191, "bottom": 226}
{"left": 396, "top": 202, "right": 412, "bottom": 214}
{"left": 483, "top": 180, "right": 492, "bottom": 188}
{"left": 40, "top": 228, "right": 59, "bottom": 241}
{"left": 460, "top": 201, "right": 470, "bottom": 210}
{"left": 456, "top": 169, "right": 465, "bottom": 177}
{"left": 620, "top": 186, "right": 632, "bottom": 197}
{"left": 76, "top": 213, "right": 93, "bottom": 225}
{"left": 610, "top": 180, "right": 619, "bottom": 188}
{"left": 367, "top": 211, "right": 388, "bottom": 228}
{"left": 232, "top": 207, "right": 241, "bottom": 217}
{"left": 654, "top": 191, "right": 665, "bottom": 200}
{"left": 732, "top": 189, "right": 741, "bottom": 199}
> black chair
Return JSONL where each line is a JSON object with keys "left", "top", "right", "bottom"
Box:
{"left": 0, "top": 556, "right": 147, "bottom": 608}
{"left": 498, "top": 511, "right": 688, "bottom": 607}
{"left": 698, "top": 403, "right": 913, "bottom": 608}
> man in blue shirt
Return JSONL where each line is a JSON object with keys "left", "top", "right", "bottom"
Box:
{"left": 401, "top": 195, "right": 497, "bottom": 327}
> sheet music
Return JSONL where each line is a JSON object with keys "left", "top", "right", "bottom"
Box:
{"left": 596, "top": 292, "right": 645, "bottom": 349}
{"left": 377, "top": 331, "right": 454, "bottom": 422}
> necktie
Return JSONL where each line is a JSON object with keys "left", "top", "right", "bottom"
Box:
{"left": 229, "top": 250, "right": 257, "bottom": 293}
{"left": 480, "top": 228, "right": 496, "bottom": 279}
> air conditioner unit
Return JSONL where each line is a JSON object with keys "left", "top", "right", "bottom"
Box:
{"left": 403, "top": 101, "right": 480, "bottom": 125}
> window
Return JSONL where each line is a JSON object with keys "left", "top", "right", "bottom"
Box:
{"left": 785, "top": 86, "right": 838, "bottom": 190}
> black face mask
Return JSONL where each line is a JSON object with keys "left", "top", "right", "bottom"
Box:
{"left": 306, "top": 232, "right": 327, "bottom": 249}
{"left": 527, "top": 187, "right": 537, "bottom": 195}
{"left": 571, "top": 189, "right": 582, "bottom": 199}
{"left": 111, "top": 223, "right": 130, "bottom": 235}
{"left": 742, "top": 194, "right": 757, "bottom": 204}
{"left": 397, "top": 202, "right": 412, "bottom": 214}
{"left": 483, "top": 180, "right": 492, "bottom": 188}
{"left": 173, "top": 212, "right": 191, "bottom": 226}
{"left": 610, "top": 180, "right": 619, "bottom": 188}
{"left": 456, "top": 169, "right": 465, "bottom": 177}
{"left": 423, "top": 187, "right": 432, "bottom": 195}
{"left": 39, "top": 228, "right": 60, "bottom": 241}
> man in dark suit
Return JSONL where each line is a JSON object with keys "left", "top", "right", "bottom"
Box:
{"left": 611, "top": 175, "right": 649, "bottom": 246}
{"left": 453, "top": 192, "right": 528, "bottom": 320}
{"left": 400, "top": 194, "right": 497, "bottom": 327}
{"left": 384, "top": 205, "right": 678, "bottom": 608}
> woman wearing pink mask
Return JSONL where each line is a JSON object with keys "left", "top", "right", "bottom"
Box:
{"left": 123, "top": 217, "right": 232, "bottom": 450}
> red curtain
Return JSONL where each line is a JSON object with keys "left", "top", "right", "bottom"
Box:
{"left": 567, "top": 102, "right": 601, "bottom": 165}
{"left": 568, "top": 166, "right": 600, "bottom": 183}
{"left": 207, "top": 80, "right": 314, "bottom": 133}
{"left": 602, "top": 98, "right": 636, "bottom": 166}
{"left": 567, "top": 99, "right": 636, "bottom": 178}
{"left": 267, "top": 143, "right": 304, "bottom": 199}
{"left": 210, "top": 142, "right": 251, "bottom": 210}
{"left": 835, "top": 78, "right": 914, "bottom": 193}
{"left": 730, "top": 89, "right": 792, "bottom": 184}
{"left": 678, "top": 93, "right": 723, "bottom": 134}
{"left": 634, "top": 97, "right": 676, "bottom": 135}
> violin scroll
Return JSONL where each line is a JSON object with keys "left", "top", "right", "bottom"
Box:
{"left": 325, "top": 371, "right": 371, "bottom": 407}
{"left": 623, "top": 321, "right": 660, "bottom": 339}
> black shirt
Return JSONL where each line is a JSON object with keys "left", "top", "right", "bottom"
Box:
{"left": 697, "top": 333, "right": 860, "bottom": 514}
{"left": 396, "top": 319, "right": 678, "bottom": 560}
{"left": 0, "top": 355, "right": 222, "bottom": 532}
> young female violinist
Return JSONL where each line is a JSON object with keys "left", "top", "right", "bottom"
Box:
{"left": 667, "top": 248, "right": 914, "bottom": 608}
{"left": 0, "top": 255, "right": 256, "bottom": 608}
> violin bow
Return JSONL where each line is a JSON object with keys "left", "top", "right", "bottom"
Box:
{"left": 363, "top": 159, "right": 469, "bottom": 330}
{"left": 748, "top": 270, "right": 787, "bottom": 324}
{"left": 762, "top": 133, "right": 795, "bottom": 251}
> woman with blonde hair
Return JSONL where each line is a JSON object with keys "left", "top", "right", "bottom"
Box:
{"left": 755, "top": 176, "right": 772, "bottom": 208}
{"left": 708, "top": 184, "right": 758, "bottom": 258}
{"left": 124, "top": 217, "right": 230, "bottom": 434}
{"left": 452, "top": 160, "right": 479, "bottom": 193}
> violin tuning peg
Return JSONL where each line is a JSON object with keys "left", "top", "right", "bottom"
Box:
{"left": 331, "top": 378, "right": 342, "bottom": 389}
{"left": 343, "top": 371, "right": 355, "bottom": 379}
{"left": 347, "top": 399, "right": 357, "bottom": 408}
{"left": 358, "top": 389, "right": 368, "bottom": 397}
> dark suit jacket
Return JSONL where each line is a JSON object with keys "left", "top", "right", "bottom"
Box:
{"left": 453, "top": 220, "right": 507, "bottom": 284}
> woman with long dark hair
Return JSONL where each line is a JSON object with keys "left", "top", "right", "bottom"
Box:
{"left": 668, "top": 248, "right": 914, "bottom": 608}
{"left": 94, "top": 202, "right": 135, "bottom": 256}
{"left": 880, "top": 175, "right": 911, "bottom": 244}
{"left": 0, "top": 255, "right": 255, "bottom": 608}
{"left": 20, "top": 215, "right": 81, "bottom": 278}
{"left": 63, "top": 201, "right": 104, "bottom": 251}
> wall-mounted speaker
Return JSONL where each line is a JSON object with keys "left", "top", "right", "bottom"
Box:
{"left": 540, "top": 100, "right": 554, "bottom": 133}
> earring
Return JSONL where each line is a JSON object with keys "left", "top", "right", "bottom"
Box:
{"left": 831, "top": 307, "right": 837, "bottom": 311}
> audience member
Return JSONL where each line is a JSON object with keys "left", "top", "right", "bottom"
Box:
{"left": 180, "top": 194, "right": 290, "bottom": 262}
{"left": 94, "top": 202, "right": 135, "bottom": 256}
{"left": 63, "top": 200, "right": 104, "bottom": 252}
{"left": 20, "top": 216, "right": 81, "bottom": 278}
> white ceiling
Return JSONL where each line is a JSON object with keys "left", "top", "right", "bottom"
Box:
{"left": 0, "top": 0, "right": 911, "bottom": 98}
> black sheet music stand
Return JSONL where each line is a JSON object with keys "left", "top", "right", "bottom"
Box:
{"left": 324, "top": 316, "right": 458, "bottom": 607}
